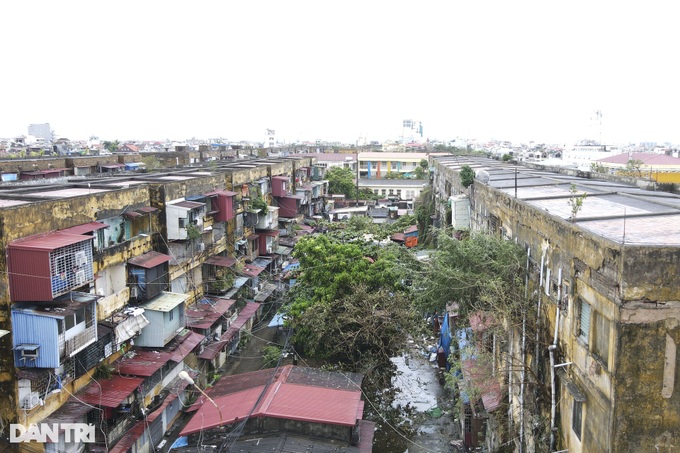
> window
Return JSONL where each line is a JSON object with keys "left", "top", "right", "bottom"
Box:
{"left": 169, "top": 308, "right": 174, "bottom": 321}
{"left": 65, "top": 314, "right": 76, "bottom": 331}
{"left": 572, "top": 400, "right": 583, "bottom": 440}
{"left": 75, "top": 307, "right": 85, "bottom": 325}
{"left": 179, "top": 218, "right": 186, "bottom": 229}
{"left": 592, "top": 311, "right": 610, "bottom": 367}
{"left": 578, "top": 299, "right": 591, "bottom": 344}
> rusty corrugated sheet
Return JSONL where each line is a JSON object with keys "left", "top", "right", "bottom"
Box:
{"left": 127, "top": 250, "right": 171, "bottom": 269}
{"left": 59, "top": 222, "right": 109, "bottom": 235}
{"left": 169, "top": 331, "right": 205, "bottom": 363}
{"left": 204, "top": 256, "right": 237, "bottom": 268}
{"left": 116, "top": 349, "right": 173, "bottom": 377}
{"left": 186, "top": 297, "right": 236, "bottom": 330}
{"left": 77, "top": 374, "right": 143, "bottom": 408}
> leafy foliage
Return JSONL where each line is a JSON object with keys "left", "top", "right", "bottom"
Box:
{"left": 286, "top": 234, "right": 416, "bottom": 376}
{"left": 459, "top": 165, "right": 475, "bottom": 188}
{"left": 326, "top": 166, "right": 357, "bottom": 199}
{"left": 413, "top": 231, "right": 529, "bottom": 323}
{"left": 567, "top": 183, "right": 587, "bottom": 220}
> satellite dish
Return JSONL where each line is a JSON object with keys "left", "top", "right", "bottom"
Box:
{"left": 476, "top": 169, "right": 490, "bottom": 183}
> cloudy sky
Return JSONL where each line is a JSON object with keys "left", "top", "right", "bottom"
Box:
{"left": 1, "top": 1, "right": 678, "bottom": 145}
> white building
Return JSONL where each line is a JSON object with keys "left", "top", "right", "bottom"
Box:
{"left": 28, "top": 123, "right": 52, "bottom": 142}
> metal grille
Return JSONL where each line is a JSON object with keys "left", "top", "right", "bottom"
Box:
{"left": 579, "top": 299, "right": 591, "bottom": 344}
{"left": 49, "top": 241, "right": 94, "bottom": 297}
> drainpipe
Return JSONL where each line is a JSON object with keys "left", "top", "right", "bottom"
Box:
{"left": 519, "top": 248, "right": 531, "bottom": 453}
{"left": 549, "top": 269, "right": 562, "bottom": 451}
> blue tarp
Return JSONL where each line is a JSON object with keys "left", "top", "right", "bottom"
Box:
{"left": 438, "top": 311, "right": 452, "bottom": 371}
{"left": 170, "top": 436, "right": 188, "bottom": 449}
{"left": 268, "top": 313, "right": 287, "bottom": 328}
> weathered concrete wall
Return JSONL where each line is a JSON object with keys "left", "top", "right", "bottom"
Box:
{"left": 613, "top": 319, "right": 680, "bottom": 451}
{"left": 433, "top": 158, "right": 680, "bottom": 453}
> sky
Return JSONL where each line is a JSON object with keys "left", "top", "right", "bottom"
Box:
{"left": 1, "top": 1, "right": 678, "bottom": 146}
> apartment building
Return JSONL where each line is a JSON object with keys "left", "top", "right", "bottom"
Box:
{"left": 0, "top": 154, "right": 322, "bottom": 452}
{"left": 431, "top": 156, "right": 680, "bottom": 452}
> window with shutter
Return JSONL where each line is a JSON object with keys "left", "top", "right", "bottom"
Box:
{"left": 579, "top": 299, "right": 591, "bottom": 344}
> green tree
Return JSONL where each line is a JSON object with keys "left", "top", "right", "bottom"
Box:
{"left": 103, "top": 140, "right": 120, "bottom": 153}
{"left": 626, "top": 158, "right": 644, "bottom": 177}
{"left": 413, "top": 231, "right": 529, "bottom": 322}
{"left": 286, "top": 234, "right": 415, "bottom": 377}
{"left": 326, "top": 167, "right": 357, "bottom": 199}
{"left": 414, "top": 159, "right": 429, "bottom": 179}
{"left": 459, "top": 164, "right": 475, "bottom": 188}
{"left": 567, "top": 183, "right": 587, "bottom": 220}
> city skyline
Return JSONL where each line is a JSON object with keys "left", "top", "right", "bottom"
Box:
{"left": 1, "top": 1, "right": 679, "bottom": 145}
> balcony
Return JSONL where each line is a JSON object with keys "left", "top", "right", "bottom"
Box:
{"left": 64, "top": 324, "right": 97, "bottom": 357}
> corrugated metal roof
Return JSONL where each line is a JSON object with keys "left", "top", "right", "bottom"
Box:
{"left": 8, "top": 231, "right": 91, "bottom": 251}
{"left": 59, "top": 221, "right": 109, "bottom": 235}
{"left": 170, "top": 200, "right": 205, "bottom": 209}
{"left": 180, "top": 365, "right": 364, "bottom": 436}
{"left": 42, "top": 398, "right": 93, "bottom": 424}
{"left": 247, "top": 233, "right": 260, "bottom": 240}
{"left": 241, "top": 264, "right": 265, "bottom": 277}
{"left": 141, "top": 291, "right": 187, "bottom": 312}
{"left": 116, "top": 349, "right": 173, "bottom": 377}
{"left": 186, "top": 297, "right": 236, "bottom": 329}
{"left": 204, "top": 256, "right": 238, "bottom": 268}
{"left": 77, "top": 374, "right": 144, "bottom": 408}
{"left": 136, "top": 206, "right": 159, "bottom": 213}
{"left": 127, "top": 250, "right": 171, "bottom": 269}
{"left": 205, "top": 189, "right": 237, "bottom": 197}
{"left": 169, "top": 331, "right": 205, "bottom": 363}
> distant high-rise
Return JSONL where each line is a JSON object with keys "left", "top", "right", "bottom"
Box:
{"left": 265, "top": 129, "right": 276, "bottom": 148}
{"left": 401, "top": 119, "right": 423, "bottom": 144}
{"left": 28, "top": 123, "right": 52, "bottom": 141}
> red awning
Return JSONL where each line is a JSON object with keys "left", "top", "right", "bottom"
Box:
{"left": 127, "top": 251, "right": 171, "bottom": 269}
{"left": 9, "top": 231, "right": 92, "bottom": 252}
{"left": 59, "top": 222, "right": 109, "bottom": 235}
{"left": 205, "top": 189, "right": 237, "bottom": 197}
{"left": 247, "top": 234, "right": 260, "bottom": 240}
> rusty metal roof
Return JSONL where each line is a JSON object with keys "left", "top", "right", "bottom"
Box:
{"left": 59, "top": 221, "right": 109, "bottom": 235}
{"left": 115, "top": 349, "right": 173, "bottom": 377}
{"left": 77, "top": 374, "right": 143, "bottom": 408}
{"left": 205, "top": 189, "right": 237, "bottom": 197}
{"left": 170, "top": 200, "right": 204, "bottom": 209}
{"left": 42, "top": 398, "right": 93, "bottom": 424}
{"left": 186, "top": 297, "right": 236, "bottom": 330}
{"left": 241, "top": 264, "right": 265, "bottom": 277}
{"left": 169, "top": 331, "right": 205, "bottom": 363}
{"left": 180, "top": 365, "right": 365, "bottom": 436}
{"left": 204, "top": 255, "right": 238, "bottom": 268}
{"left": 127, "top": 250, "right": 171, "bottom": 268}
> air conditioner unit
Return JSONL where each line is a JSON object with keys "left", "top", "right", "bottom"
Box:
{"left": 21, "top": 392, "right": 40, "bottom": 410}
{"left": 130, "top": 286, "right": 139, "bottom": 298}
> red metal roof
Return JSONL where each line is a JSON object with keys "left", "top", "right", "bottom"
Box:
{"left": 127, "top": 250, "right": 171, "bottom": 269}
{"left": 122, "top": 210, "right": 143, "bottom": 218}
{"left": 8, "top": 231, "right": 91, "bottom": 251}
{"left": 169, "top": 331, "right": 205, "bottom": 363}
{"left": 258, "top": 229, "right": 280, "bottom": 237}
{"left": 247, "top": 233, "right": 260, "bottom": 240}
{"left": 59, "top": 221, "right": 109, "bottom": 235}
{"left": 204, "top": 256, "right": 238, "bottom": 268}
{"left": 186, "top": 297, "right": 236, "bottom": 330}
{"left": 115, "top": 349, "right": 173, "bottom": 376}
{"left": 77, "top": 375, "right": 143, "bottom": 408}
{"left": 180, "top": 365, "right": 364, "bottom": 436}
{"left": 196, "top": 302, "right": 260, "bottom": 361}
{"left": 392, "top": 233, "right": 406, "bottom": 242}
{"left": 107, "top": 420, "right": 145, "bottom": 453}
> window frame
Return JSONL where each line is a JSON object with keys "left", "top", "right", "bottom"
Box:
{"left": 577, "top": 298, "right": 591, "bottom": 345}
{"left": 572, "top": 400, "right": 583, "bottom": 440}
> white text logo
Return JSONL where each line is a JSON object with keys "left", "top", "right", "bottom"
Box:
{"left": 10, "top": 423, "right": 96, "bottom": 443}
